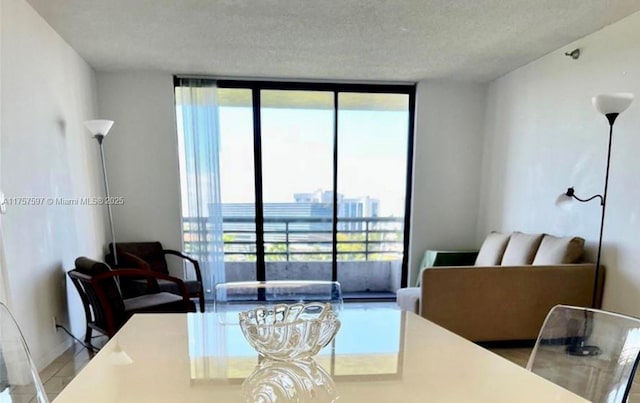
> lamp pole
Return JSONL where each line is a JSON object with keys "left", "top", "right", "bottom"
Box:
{"left": 84, "top": 120, "right": 118, "bottom": 265}
{"left": 592, "top": 115, "right": 617, "bottom": 306}
{"left": 95, "top": 134, "right": 117, "bottom": 265}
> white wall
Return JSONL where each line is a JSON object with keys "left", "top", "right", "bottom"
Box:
{"left": 95, "top": 76, "right": 488, "bottom": 288}
{"left": 1, "top": 0, "right": 106, "bottom": 368}
{"left": 478, "top": 10, "right": 640, "bottom": 316}
{"left": 408, "top": 80, "right": 487, "bottom": 286}
{"left": 0, "top": 0, "right": 7, "bottom": 305}
{"left": 96, "top": 72, "right": 183, "bottom": 270}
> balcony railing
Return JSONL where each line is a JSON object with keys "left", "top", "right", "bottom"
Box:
{"left": 183, "top": 216, "right": 404, "bottom": 262}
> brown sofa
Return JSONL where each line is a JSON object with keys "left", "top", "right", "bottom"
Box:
{"left": 398, "top": 232, "right": 605, "bottom": 342}
{"left": 421, "top": 263, "right": 603, "bottom": 342}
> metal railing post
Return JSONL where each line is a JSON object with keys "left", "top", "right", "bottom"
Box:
{"left": 365, "top": 218, "right": 369, "bottom": 261}
{"left": 285, "top": 220, "right": 290, "bottom": 262}
{"left": 183, "top": 216, "right": 404, "bottom": 262}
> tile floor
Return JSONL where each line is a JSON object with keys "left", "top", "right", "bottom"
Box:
{"left": 39, "top": 336, "right": 108, "bottom": 402}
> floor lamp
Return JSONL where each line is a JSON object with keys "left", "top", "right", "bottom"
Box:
{"left": 558, "top": 93, "right": 634, "bottom": 304}
{"left": 557, "top": 93, "right": 634, "bottom": 357}
{"left": 84, "top": 119, "right": 118, "bottom": 265}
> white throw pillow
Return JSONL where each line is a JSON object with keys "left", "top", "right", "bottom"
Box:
{"left": 532, "top": 235, "right": 585, "bottom": 265}
{"left": 501, "top": 232, "right": 543, "bottom": 265}
{"left": 475, "top": 232, "right": 510, "bottom": 266}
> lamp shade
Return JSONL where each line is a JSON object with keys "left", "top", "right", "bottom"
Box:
{"left": 84, "top": 120, "right": 114, "bottom": 136}
{"left": 592, "top": 93, "right": 634, "bottom": 115}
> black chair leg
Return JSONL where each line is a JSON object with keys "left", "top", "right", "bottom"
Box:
{"left": 199, "top": 295, "right": 205, "bottom": 313}
{"left": 84, "top": 326, "right": 93, "bottom": 345}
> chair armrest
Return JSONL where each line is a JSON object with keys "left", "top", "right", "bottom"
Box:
{"left": 163, "top": 249, "right": 203, "bottom": 284}
{"left": 93, "top": 270, "right": 191, "bottom": 302}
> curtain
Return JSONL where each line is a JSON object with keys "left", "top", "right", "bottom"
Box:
{"left": 0, "top": 223, "right": 9, "bottom": 306}
{"left": 175, "top": 78, "right": 225, "bottom": 297}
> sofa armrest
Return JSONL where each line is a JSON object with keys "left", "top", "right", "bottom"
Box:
{"left": 420, "top": 264, "right": 604, "bottom": 342}
{"left": 415, "top": 250, "right": 478, "bottom": 286}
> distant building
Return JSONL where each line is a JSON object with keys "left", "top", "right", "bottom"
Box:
{"left": 221, "top": 202, "right": 332, "bottom": 218}
{"left": 338, "top": 196, "right": 379, "bottom": 230}
{"left": 293, "top": 189, "right": 378, "bottom": 217}
{"left": 218, "top": 190, "right": 379, "bottom": 232}
{"left": 220, "top": 202, "right": 332, "bottom": 232}
{"left": 293, "top": 189, "right": 379, "bottom": 231}
{"left": 294, "top": 189, "right": 343, "bottom": 204}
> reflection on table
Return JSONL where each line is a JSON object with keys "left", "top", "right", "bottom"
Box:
{"left": 187, "top": 308, "right": 404, "bottom": 383}
{"left": 242, "top": 358, "right": 337, "bottom": 402}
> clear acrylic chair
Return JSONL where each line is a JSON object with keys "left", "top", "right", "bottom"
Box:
{"left": 213, "top": 281, "right": 343, "bottom": 323}
{"left": 527, "top": 304, "right": 640, "bottom": 403}
{"left": 0, "top": 302, "right": 48, "bottom": 402}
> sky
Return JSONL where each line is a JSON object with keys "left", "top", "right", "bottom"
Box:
{"left": 217, "top": 99, "right": 409, "bottom": 217}
{"left": 177, "top": 89, "right": 410, "bottom": 217}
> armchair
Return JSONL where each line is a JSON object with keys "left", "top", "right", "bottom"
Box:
{"left": 68, "top": 257, "right": 195, "bottom": 345}
{"left": 106, "top": 242, "right": 206, "bottom": 312}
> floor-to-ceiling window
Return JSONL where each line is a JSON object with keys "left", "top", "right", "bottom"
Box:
{"left": 336, "top": 92, "right": 410, "bottom": 297}
{"left": 259, "top": 90, "right": 335, "bottom": 282}
{"left": 176, "top": 79, "right": 415, "bottom": 299}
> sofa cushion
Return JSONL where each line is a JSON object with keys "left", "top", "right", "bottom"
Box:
{"left": 475, "top": 232, "right": 510, "bottom": 266}
{"left": 501, "top": 232, "right": 544, "bottom": 265}
{"left": 532, "top": 235, "right": 585, "bottom": 265}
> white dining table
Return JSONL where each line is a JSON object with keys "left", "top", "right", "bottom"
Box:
{"left": 53, "top": 306, "right": 588, "bottom": 402}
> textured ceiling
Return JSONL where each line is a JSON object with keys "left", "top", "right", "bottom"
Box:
{"left": 25, "top": 0, "right": 640, "bottom": 82}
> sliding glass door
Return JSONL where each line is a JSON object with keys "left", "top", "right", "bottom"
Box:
{"left": 176, "top": 80, "right": 415, "bottom": 298}
{"left": 337, "top": 93, "right": 410, "bottom": 297}
{"left": 260, "top": 90, "right": 335, "bottom": 281}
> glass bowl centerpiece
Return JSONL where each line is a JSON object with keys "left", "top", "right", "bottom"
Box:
{"left": 239, "top": 302, "right": 340, "bottom": 361}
